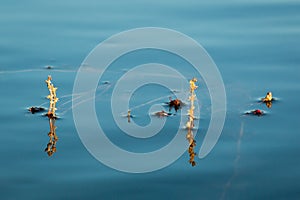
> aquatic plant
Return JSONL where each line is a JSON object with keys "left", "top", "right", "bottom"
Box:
{"left": 262, "top": 92, "right": 273, "bottom": 108}
{"left": 45, "top": 75, "right": 59, "bottom": 118}
{"left": 127, "top": 110, "right": 131, "bottom": 123}
{"left": 262, "top": 92, "right": 272, "bottom": 102}
{"left": 44, "top": 75, "right": 59, "bottom": 156}
{"left": 186, "top": 78, "right": 198, "bottom": 166}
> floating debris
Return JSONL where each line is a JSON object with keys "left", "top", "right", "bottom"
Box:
{"left": 101, "top": 80, "right": 110, "bottom": 85}
{"left": 45, "top": 65, "right": 53, "bottom": 70}
{"left": 245, "top": 109, "right": 264, "bottom": 116}
{"left": 28, "top": 106, "right": 46, "bottom": 114}
{"left": 168, "top": 98, "right": 182, "bottom": 112}
{"left": 154, "top": 110, "right": 171, "bottom": 117}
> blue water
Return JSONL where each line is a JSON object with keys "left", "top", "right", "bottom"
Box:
{"left": 1, "top": 0, "right": 300, "bottom": 199}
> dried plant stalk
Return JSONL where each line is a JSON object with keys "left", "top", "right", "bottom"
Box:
{"left": 45, "top": 75, "right": 58, "bottom": 118}
{"left": 44, "top": 75, "right": 59, "bottom": 156}
{"left": 186, "top": 78, "right": 198, "bottom": 166}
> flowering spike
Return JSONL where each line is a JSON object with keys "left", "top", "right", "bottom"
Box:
{"left": 44, "top": 75, "right": 59, "bottom": 156}
{"left": 45, "top": 75, "right": 58, "bottom": 118}
{"left": 186, "top": 78, "right": 198, "bottom": 166}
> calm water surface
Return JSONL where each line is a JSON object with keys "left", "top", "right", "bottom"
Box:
{"left": 0, "top": 0, "right": 300, "bottom": 199}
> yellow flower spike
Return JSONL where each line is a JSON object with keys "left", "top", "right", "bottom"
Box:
{"left": 45, "top": 77, "right": 59, "bottom": 156}
{"left": 45, "top": 80, "right": 51, "bottom": 85}
{"left": 45, "top": 76, "right": 52, "bottom": 84}
{"left": 45, "top": 76, "right": 58, "bottom": 119}
{"left": 186, "top": 78, "right": 198, "bottom": 166}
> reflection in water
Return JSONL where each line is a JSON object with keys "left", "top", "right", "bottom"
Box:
{"left": 186, "top": 78, "right": 198, "bottom": 166}
{"left": 44, "top": 75, "right": 59, "bottom": 156}
{"left": 45, "top": 118, "right": 58, "bottom": 156}
{"left": 186, "top": 129, "right": 196, "bottom": 166}
{"left": 265, "top": 101, "right": 272, "bottom": 108}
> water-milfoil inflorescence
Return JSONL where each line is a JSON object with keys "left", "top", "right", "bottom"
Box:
{"left": 186, "top": 78, "right": 198, "bottom": 166}
{"left": 262, "top": 91, "right": 273, "bottom": 108}
{"left": 45, "top": 75, "right": 59, "bottom": 118}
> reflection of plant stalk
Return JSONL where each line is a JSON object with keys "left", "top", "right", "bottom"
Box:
{"left": 45, "top": 118, "right": 58, "bottom": 156}
{"left": 186, "top": 78, "right": 197, "bottom": 166}
{"left": 45, "top": 75, "right": 58, "bottom": 118}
